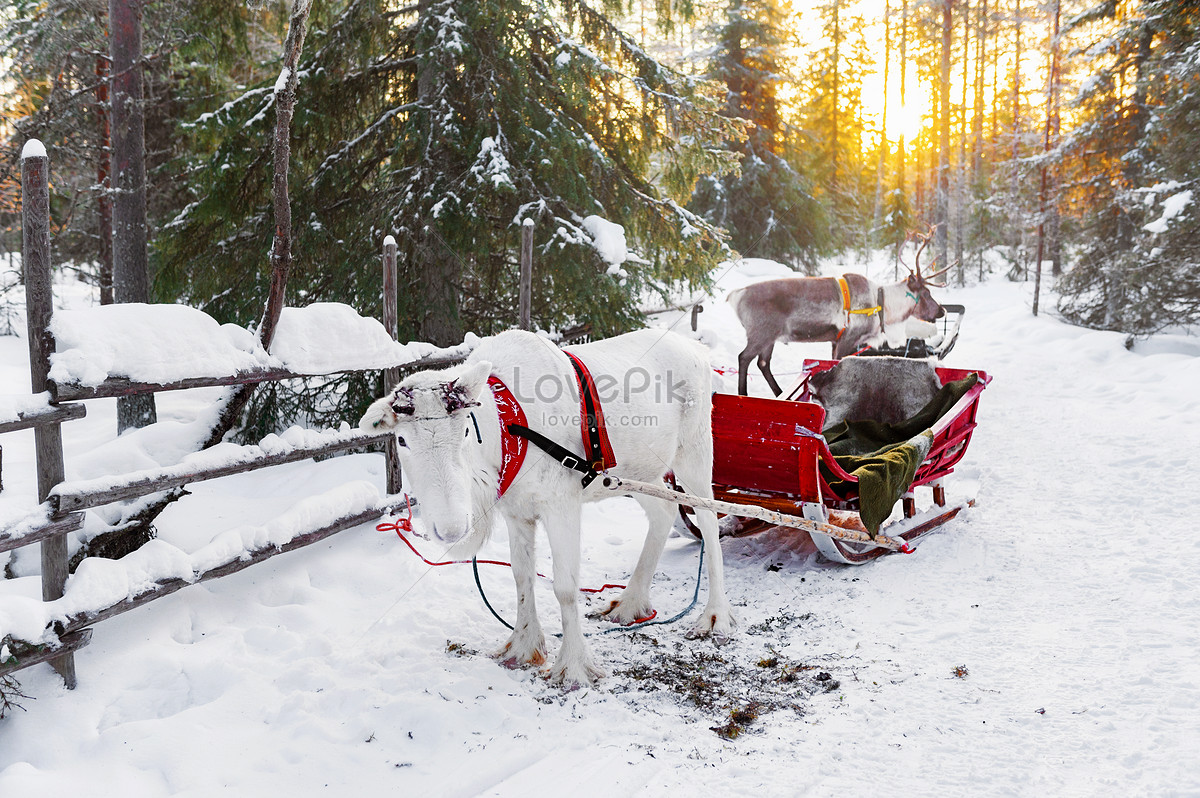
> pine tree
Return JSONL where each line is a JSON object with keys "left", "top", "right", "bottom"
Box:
{"left": 688, "top": 0, "right": 828, "bottom": 268}
{"left": 1058, "top": 0, "right": 1200, "bottom": 336}
{"left": 0, "top": 0, "right": 260, "bottom": 285}
{"left": 158, "top": 0, "right": 742, "bottom": 348}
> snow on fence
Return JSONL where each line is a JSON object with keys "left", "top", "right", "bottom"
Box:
{"left": 0, "top": 146, "right": 469, "bottom": 687}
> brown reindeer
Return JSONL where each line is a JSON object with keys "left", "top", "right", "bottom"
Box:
{"left": 728, "top": 234, "right": 950, "bottom": 396}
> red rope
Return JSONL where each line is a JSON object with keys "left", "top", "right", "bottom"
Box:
{"left": 377, "top": 499, "right": 657, "bottom": 623}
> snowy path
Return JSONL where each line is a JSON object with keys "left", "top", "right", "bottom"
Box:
{"left": 2, "top": 274, "right": 1200, "bottom": 796}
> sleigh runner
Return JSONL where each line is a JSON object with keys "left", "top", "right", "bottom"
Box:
{"left": 615, "top": 359, "right": 991, "bottom": 565}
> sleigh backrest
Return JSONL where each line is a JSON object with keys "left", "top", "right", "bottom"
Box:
{"left": 711, "top": 393, "right": 827, "bottom": 502}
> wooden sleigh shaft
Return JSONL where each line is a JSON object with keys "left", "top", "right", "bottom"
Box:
{"left": 598, "top": 475, "right": 913, "bottom": 553}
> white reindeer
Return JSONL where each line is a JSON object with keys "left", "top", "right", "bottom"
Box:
{"left": 360, "top": 329, "right": 733, "bottom": 687}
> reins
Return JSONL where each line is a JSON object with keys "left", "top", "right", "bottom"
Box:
{"left": 378, "top": 498, "right": 711, "bottom": 633}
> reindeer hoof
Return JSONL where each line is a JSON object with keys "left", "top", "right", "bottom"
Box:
{"left": 686, "top": 605, "right": 737, "bottom": 640}
{"left": 494, "top": 638, "right": 546, "bottom": 668}
{"left": 600, "top": 598, "right": 655, "bottom": 626}
{"left": 548, "top": 658, "right": 605, "bottom": 689}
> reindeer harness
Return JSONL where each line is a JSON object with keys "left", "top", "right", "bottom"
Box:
{"left": 835, "top": 276, "right": 884, "bottom": 342}
{"left": 489, "top": 351, "right": 617, "bottom": 495}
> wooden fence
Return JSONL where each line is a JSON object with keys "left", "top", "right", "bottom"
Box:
{"left": 0, "top": 148, "right": 463, "bottom": 687}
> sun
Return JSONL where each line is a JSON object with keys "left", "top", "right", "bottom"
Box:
{"left": 860, "top": 41, "right": 931, "bottom": 145}
{"left": 884, "top": 70, "right": 931, "bottom": 143}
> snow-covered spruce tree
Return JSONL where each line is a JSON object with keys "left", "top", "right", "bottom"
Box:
{"left": 1057, "top": 0, "right": 1200, "bottom": 337}
{"left": 688, "top": 0, "right": 828, "bottom": 269}
{"left": 159, "top": 0, "right": 741, "bottom": 342}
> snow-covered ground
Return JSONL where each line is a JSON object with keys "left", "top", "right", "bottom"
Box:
{"left": 2, "top": 257, "right": 1199, "bottom": 797}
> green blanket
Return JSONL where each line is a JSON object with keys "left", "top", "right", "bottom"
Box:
{"left": 821, "top": 373, "right": 979, "bottom": 536}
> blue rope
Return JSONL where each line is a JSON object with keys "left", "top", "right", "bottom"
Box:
{"left": 473, "top": 557, "right": 514, "bottom": 630}
{"left": 471, "top": 537, "right": 707, "bottom": 638}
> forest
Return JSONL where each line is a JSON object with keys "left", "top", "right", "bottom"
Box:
{"left": 1, "top": 0, "right": 1198, "bottom": 352}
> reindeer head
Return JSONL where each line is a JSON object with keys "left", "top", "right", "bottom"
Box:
{"left": 900, "top": 227, "right": 951, "bottom": 322}
{"left": 360, "top": 359, "right": 492, "bottom": 544}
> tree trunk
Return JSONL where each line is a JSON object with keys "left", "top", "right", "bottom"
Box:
{"left": 955, "top": 0, "right": 969, "bottom": 284}
{"left": 915, "top": 129, "right": 925, "bottom": 224}
{"left": 973, "top": 0, "right": 987, "bottom": 277}
{"left": 831, "top": 0, "right": 841, "bottom": 202}
{"left": 258, "top": 0, "right": 311, "bottom": 351}
{"left": 412, "top": 0, "right": 464, "bottom": 347}
{"left": 936, "top": 0, "right": 953, "bottom": 267}
{"left": 1034, "top": 0, "right": 1061, "bottom": 316}
{"left": 991, "top": 3, "right": 1000, "bottom": 146}
{"left": 203, "top": 0, "right": 315, "bottom": 445}
{"left": 871, "top": 0, "right": 892, "bottom": 245}
{"left": 109, "top": 0, "right": 157, "bottom": 433}
{"left": 895, "top": 0, "right": 908, "bottom": 278}
{"left": 1011, "top": 0, "right": 1023, "bottom": 264}
{"left": 95, "top": 52, "right": 113, "bottom": 306}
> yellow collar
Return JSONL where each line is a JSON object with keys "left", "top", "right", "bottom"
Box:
{"left": 838, "top": 276, "right": 881, "bottom": 316}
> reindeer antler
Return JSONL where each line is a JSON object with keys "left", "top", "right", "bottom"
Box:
{"left": 923, "top": 258, "right": 957, "bottom": 286}
{"left": 897, "top": 228, "right": 920, "bottom": 275}
{"left": 911, "top": 225, "right": 934, "bottom": 278}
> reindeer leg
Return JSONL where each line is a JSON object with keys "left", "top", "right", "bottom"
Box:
{"left": 544, "top": 504, "right": 604, "bottom": 687}
{"left": 671, "top": 458, "right": 736, "bottom": 640}
{"left": 757, "top": 342, "right": 783, "bottom": 396}
{"left": 601, "top": 495, "right": 674, "bottom": 625}
{"left": 736, "top": 346, "right": 756, "bottom": 396}
{"left": 494, "top": 513, "right": 546, "bottom": 668}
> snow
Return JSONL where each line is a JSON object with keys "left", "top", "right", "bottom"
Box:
{"left": 3, "top": 256, "right": 1200, "bottom": 795}
{"left": 45, "top": 301, "right": 473, "bottom": 386}
{"left": 270, "top": 303, "right": 419, "bottom": 373}
{"left": 1143, "top": 189, "right": 1193, "bottom": 234}
{"left": 19, "top": 139, "right": 46, "bottom": 160}
{"left": 0, "top": 393, "right": 53, "bottom": 426}
{"left": 582, "top": 215, "right": 628, "bottom": 266}
{"left": 472, "top": 136, "right": 515, "bottom": 191}
{"left": 48, "top": 303, "right": 273, "bottom": 386}
{"left": 0, "top": 479, "right": 390, "bottom": 647}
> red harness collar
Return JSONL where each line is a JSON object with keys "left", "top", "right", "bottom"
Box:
{"left": 487, "top": 353, "right": 617, "bottom": 497}
{"left": 488, "top": 376, "right": 527, "bottom": 498}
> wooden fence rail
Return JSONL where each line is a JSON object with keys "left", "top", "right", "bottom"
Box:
{"left": 50, "top": 429, "right": 393, "bottom": 515}
{"left": 52, "top": 351, "right": 468, "bottom": 403}
{"left": 0, "top": 512, "right": 85, "bottom": 556}
{"left": 0, "top": 403, "right": 87, "bottom": 435}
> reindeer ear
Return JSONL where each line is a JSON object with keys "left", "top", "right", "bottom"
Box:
{"left": 360, "top": 394, "right": 401, "bottom": 431}
{"left": 442, "top": 360, "right": 492, "bottom": 413}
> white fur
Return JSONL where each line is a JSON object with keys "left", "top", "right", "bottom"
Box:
{"left": 360, "top": 329, "right": 734, "bottom": 687}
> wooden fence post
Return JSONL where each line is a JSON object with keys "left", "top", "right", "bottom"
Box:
{"left": 22, "top": 140, "right": 77, "bottom": 688}
{"left": 519, "top": 219, "right": 533, "bottom": 331}
{"left": 382, "top": 235, "right": 402, "bottom": 495}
